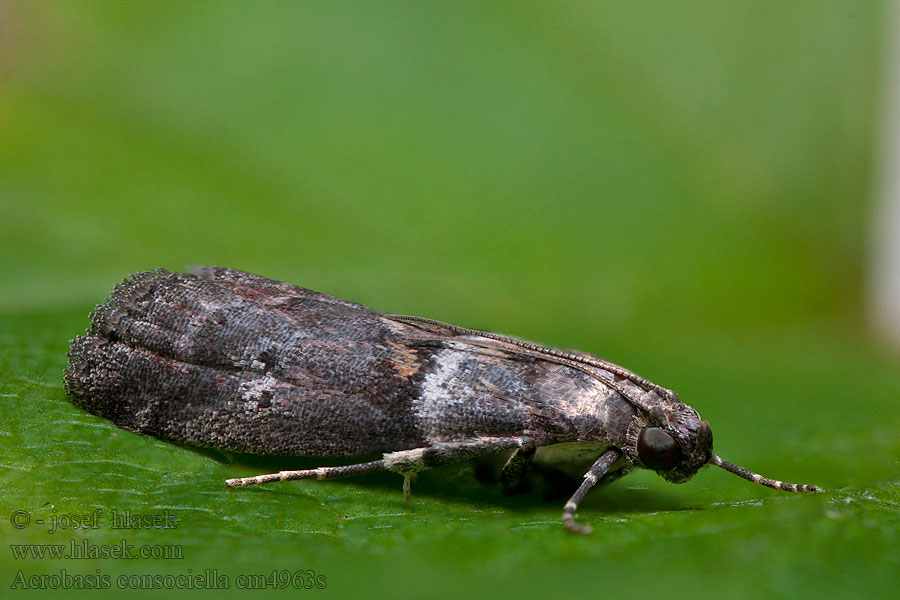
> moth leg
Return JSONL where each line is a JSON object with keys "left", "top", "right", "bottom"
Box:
{"left": 562, "top": 448, "right": 621, "bottom": 535}
{"left": 383, "top": 436, "right": 536, "bottom": 501}
{"left": 402, "top": 475, "right": 413, "bottom": 505}
{"left": 225, "top": 459, "right": 387, "bottom": 488}
{"left": 499, "top": 446, "right": 536, "bottom": 492}
{"left": 227, "top": 437, "right": 534, "bottom": 500}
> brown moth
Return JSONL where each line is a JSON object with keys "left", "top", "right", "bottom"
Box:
{"left": 65, "top": 267, "right": 820, "bottom": 534}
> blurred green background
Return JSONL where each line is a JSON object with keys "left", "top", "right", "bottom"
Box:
{"left": 2, "top": 1, "right": 898, "bottom": 598}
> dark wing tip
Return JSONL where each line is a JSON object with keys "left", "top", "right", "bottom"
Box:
{"left": 89, "top": 269, "right": 172, "bottom": 338}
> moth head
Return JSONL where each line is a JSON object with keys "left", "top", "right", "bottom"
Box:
{"left": 620, "top": 389, "right": 712, "bottom": 482}
{"left": 633, "top": 417, "right": 713, "bottom": 484}
{"left": 629, "top": 399, "right": 820, "bottom": 493}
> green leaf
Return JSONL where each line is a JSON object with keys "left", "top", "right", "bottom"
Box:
{"left": 1, "top": 2, "right": 897, "bottom": 598}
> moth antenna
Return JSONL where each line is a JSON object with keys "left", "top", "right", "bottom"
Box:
{"left": 710, "top": 455, "right": 821, "bottom": 493}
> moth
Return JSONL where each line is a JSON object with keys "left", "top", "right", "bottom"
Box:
{"left": 65, "top": 267, "right": 820, "bottom": 533}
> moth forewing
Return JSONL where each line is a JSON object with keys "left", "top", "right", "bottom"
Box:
{"left": 64, "top": 266, "right": 821, "bottom": 535}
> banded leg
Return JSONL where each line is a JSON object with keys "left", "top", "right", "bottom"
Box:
{"left": 499, "top": 446, "right": 536, "bottom": 493}
{"left": 226, "top": 459, "right": 387, "bottom": 487}
{"left": 227, "top": 436, "right": 536, "bottom": 501}
{"left": 384, "top": 436, "right": 535, "bottom": 502}
{"left": 561, "top": 448, "right": 621, "bottom": 535}
{"left": 710, "top": 455, "right": 821, "bottom": 493}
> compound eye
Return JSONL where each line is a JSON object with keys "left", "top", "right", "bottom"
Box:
{"left": 638, "top": 427, "right": 684, "bottom": 471}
